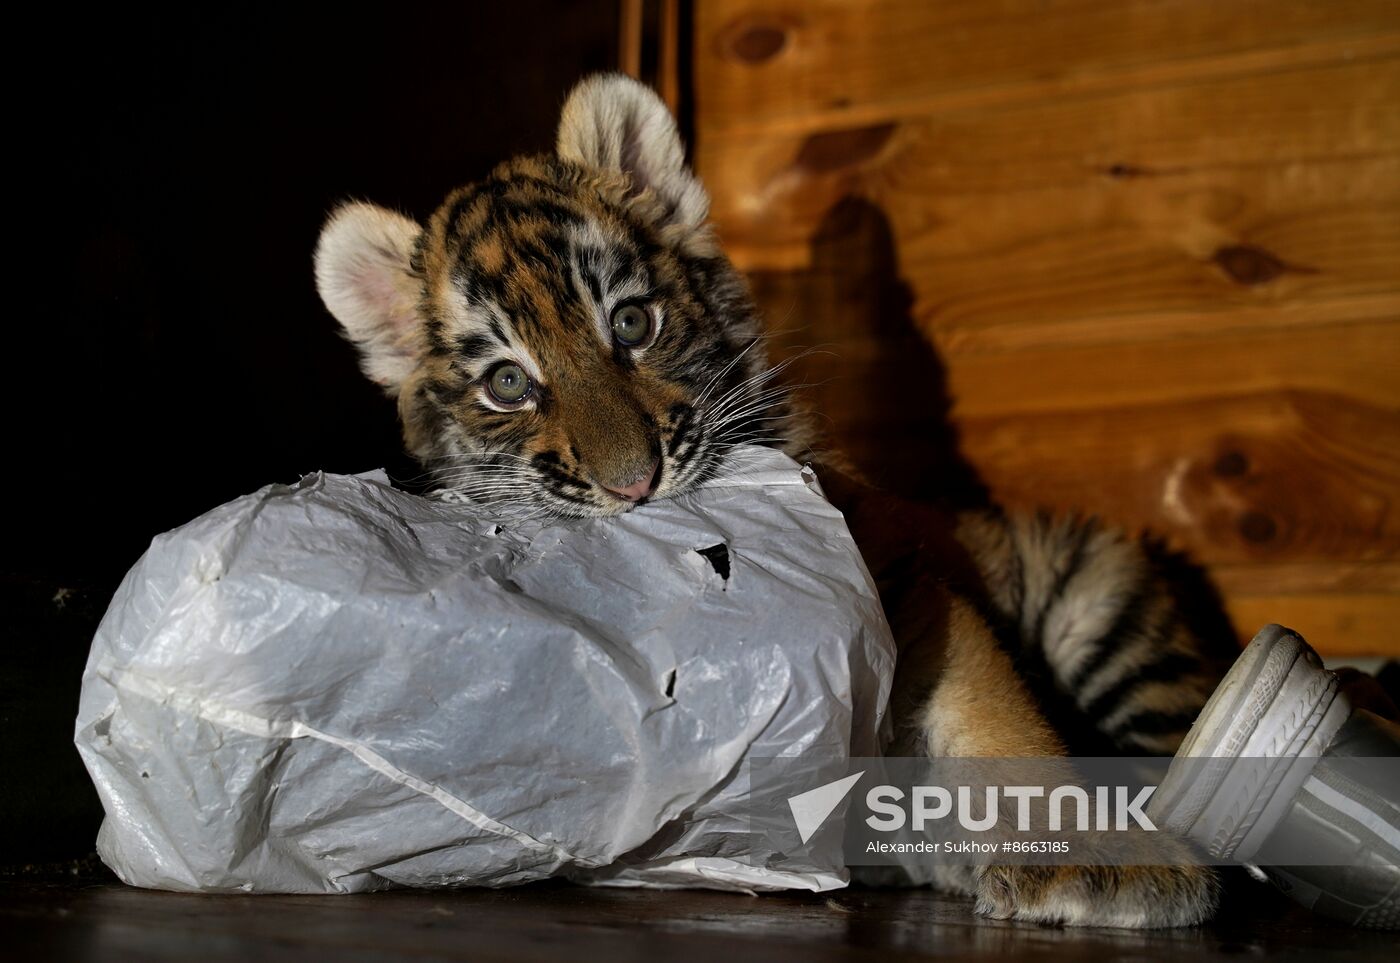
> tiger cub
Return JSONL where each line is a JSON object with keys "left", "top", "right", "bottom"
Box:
{"left": 314, "top": 74, "right": 1231, "bottom": 927}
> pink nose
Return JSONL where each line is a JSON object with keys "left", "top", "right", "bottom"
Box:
{"left": 603, "top": 459, "right": 660, "bottom": 502}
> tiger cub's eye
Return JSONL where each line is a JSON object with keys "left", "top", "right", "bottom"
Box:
{"left": 487, "top": 362, "right": 532, "bottom": 405}
{"left": 610, "top": 303, "right": 652, "bottom": 347}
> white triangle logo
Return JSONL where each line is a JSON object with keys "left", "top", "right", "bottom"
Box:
{"left": 787, "top": 771, "right": 864, "bottom": 844}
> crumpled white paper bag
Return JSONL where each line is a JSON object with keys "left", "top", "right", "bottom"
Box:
{"left": 75, "top": 446, "right": 895, "bottom": 894}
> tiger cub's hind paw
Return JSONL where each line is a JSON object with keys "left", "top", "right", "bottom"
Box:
{"left": 976, "top": 864, "right": 1219, "bottom": 929}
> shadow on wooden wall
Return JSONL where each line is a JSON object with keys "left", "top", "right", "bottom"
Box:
{"left": 752, "top": 195, "right": 1243, "bottom": 743}
{"left": 751, "top": 196, "right": 989, "bottom": 508}
{"left": 693, "top": 0, "right": 1400, "bottom": 656}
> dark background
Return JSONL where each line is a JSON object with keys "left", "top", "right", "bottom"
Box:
{"left": 5, "top": 4, "right": 619, "bottom": 864}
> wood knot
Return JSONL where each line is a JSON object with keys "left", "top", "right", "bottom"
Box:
{"left": 1213, "top": 450, "right": 1249, "bottom": 478}
{"left": 796, "top": 123, "right": 896, "bottom": 173}
{"left": 1211, "top": 245, "right": 1289, "bottom": 286}
{"left": 721, "top": 17, "right": 794, "bottom": 64}
{"left": 1238, "top": 510, "right": 1278, "bottom": 544}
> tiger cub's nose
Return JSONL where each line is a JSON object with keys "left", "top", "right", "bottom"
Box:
{"left": 603, "top": 458, "right": 661, "bottom": 502}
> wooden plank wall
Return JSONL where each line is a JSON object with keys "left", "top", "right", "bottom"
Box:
{"left": 691, "top": 0, "right": 1400, "bottom": 657}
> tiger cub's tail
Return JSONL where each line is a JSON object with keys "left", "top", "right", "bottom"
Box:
{"left": 957, "top": 510, "right": 1238, "bottom": 755}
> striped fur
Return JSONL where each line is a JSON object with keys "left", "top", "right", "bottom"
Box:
{"left": 315, "top": 74, "right": 1230, "bottom": 928}
{"left": 957, "top": 511, "right": 1233, "bottom": 755}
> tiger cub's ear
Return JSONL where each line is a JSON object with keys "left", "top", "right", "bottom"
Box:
{"left": 557, "top": 73, "right": 708, "bottom": 230}
{"left": 314, "top": 202, "right": 425, "bottom": 397}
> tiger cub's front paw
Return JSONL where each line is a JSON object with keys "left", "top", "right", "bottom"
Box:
{"left": 976, "top": 864, "right": 1218, "bottom": 928}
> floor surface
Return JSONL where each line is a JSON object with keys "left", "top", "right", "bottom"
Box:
{"left": 4, "top": 866, "right": 1395, "bottom": 961}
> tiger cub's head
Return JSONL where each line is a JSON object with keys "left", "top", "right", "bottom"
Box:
{"left": 315, "top": 74, "right": 804, "bottom": 516}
